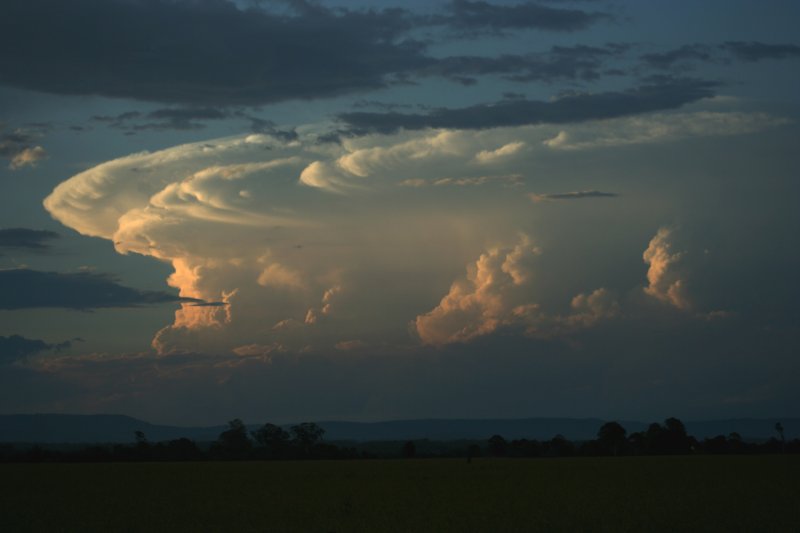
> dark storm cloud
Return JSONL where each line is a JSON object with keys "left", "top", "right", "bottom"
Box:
{"left": 0, "top": 0, "right": 610, "bottom": 106}
{"left": 0, "top": 269, "right": 204, "bottom": 310}
{"left": 721, "top": 41, "right": 800, "bottom": 62}
{"left": 339, "top": 78, "right": 718, "bottom": 133}
{"left": 0, "top": 0, "right": 422, "bottom": 106}
{"left": 531, "top": 190, "right": 618, "bottom": 201}
{"left": 435, "top": 0, "right": 610, "bottom": 33}
{"left": 639, "top": 42, "right": 800, "bottom": 72}
{"left": 640, "top": 44, "right": 714, "bottom": 70}
{"left": 94, "top": 108, "right": 228, "bottom": 131}
{"left": 416, "top": 44, "right": 630, "bottom": 85}
{"left": 0, "top": 334, "right": 76, "bottom": 363}
{"left": 0, "top": 228, "right": 59, "bottom": 251}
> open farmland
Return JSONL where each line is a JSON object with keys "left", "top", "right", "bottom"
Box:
{"left": 1, "top": 456, "right": 798, "bottom": 532}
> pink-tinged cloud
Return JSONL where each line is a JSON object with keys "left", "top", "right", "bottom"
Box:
{"left": 415, "top": 235, "right": 543, "bottom": 345}
{"left": 643, "top": 227, "right": 691, "bottom": 310}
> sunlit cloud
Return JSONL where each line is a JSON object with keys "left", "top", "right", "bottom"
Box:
{"left": 642, "top": 227, "right": 691, "bottom": 310}
{"left": 43, "top": 110, "right": 768, "bottom": 354}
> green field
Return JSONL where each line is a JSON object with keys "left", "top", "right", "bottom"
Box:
{"left": 1, "top": 456, "right": 798, "bottom": 532}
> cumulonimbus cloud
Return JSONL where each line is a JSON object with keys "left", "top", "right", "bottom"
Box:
{"left": 43, "top": 112, "right": 761, "bottom": 353}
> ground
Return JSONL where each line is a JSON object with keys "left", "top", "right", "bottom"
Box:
{"left": 2, "top": 456, "right": 798, "bottom": 532}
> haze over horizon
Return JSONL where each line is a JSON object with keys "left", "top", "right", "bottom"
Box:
{"left": 1, "top": 0, "right": 798, "bottom": 426}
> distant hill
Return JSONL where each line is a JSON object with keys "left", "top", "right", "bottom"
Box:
{"left": 0, "top": 414, "right": 796, "bottom": 444}
{"left": 0, "top": 414, "right": 224, "bottom": 444}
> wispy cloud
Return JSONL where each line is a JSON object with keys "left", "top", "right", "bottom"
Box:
{"left": 530, "top": 190, "right": 618, "bottom": 202}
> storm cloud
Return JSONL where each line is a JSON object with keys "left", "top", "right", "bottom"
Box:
{"left": 339, "top": 79, "right": 719, "bottom": 133}
{"left": 0, "top": 334, "right": 73, "bottom": 362}
{"left": 436, "top": 0, "right": 610, "bottom": 33}
{"left": 0, "top": 0, "right": 613, "bottom": 107}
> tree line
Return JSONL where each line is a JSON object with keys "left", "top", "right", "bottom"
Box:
{"left": 0, "top": 418, "right": 796, "bottom": 462}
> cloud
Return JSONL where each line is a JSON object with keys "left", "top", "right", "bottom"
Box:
{"left": 257, "top": 261, "right": 305, "bottom": 290}
{"left": 9, "top": 146, "right": 47, "bottom": 169}
{"left": 640, "top": 44, "right": 714, "bottom": 70}
{"left": 413, "top": 44, "right": 629, "bottom": 85}
{"left": 0, "top": 0, "right": 606, "bottom": 107}
{"left": 413, "top": 236, "right": 628, "bottom": 344}
{"left": 530, "top": 190, "right": 617, "bottom": 202}
{"left": 0, "top": 228, "right": 59, "bottom": 251}
{"left": 415, "top": 234, "right": 543, "bottom": 344}
{"left": 436, "top": 0, "right": 610, "bottom": 33}
{"left": 561, "top": 288, "right": 620, "bottom": 329}
{"left": 41, "top": 114, "right": 773, "bottom": 353}
{"left": 335, "top": 339, "right": 367, "bottom": 351}
{"left": 400, "top": 175, "right": 522, "bottom": 187}
{"left": 0, "top": 268, "right": 202, "bottom": 310}
{"left": 339, "top": 79, "right": 718, "bottom": 133}
{"left": 0, "top": 0, "right": 427, "bottom": 106}
{"left": 93, "top": 107, "right": 297, "bottom": 136}
{"left": 0, "top": 127, "right": 47, "bottom": 169}
{"left": 475, "top": 142, "right": 525, "bottom": 164}
{"left": 721, "top": 41, "right": 800, "bottom": 62}
{"left": 231, "top": 343, "right": 283, "bottom": 358}
{"left": 0, "top": 334, "right": 74, "bottom": 362}
{"left": 540, "top": 111, "right": 789, "bottom": 150}
{"left": 642, "top": 227, "right": 691, "bottom": 310}
{"left": 636, "top": 41, "right": 800, "bottom": 72}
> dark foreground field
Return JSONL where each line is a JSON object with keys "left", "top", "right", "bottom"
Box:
{"left": 2, "top": 456, "right": 798, "bottom": 532}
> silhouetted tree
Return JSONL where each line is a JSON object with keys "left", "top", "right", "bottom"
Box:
{"left": 216, "top": 419, "right": 252, "bottom": 456}
{"left": 663, "top": 417, "right": 691, "bottom": 454}
{"left": 165, "top": 438, "right": 201, "bottom": 461}
{"left": 597, "top": 421, "right": 627, "bottom": 456}
{"left": 511, "top": 439, "right": 543, "bottom": 457}
{"left": 253, "top": 423, "right": 290, "bottom": 457}
{"left": 133, "top": 430, "right": 150, "bottom": 459}
{"left": 290, "top": 422, "right": 325, "bottom": 455}
{"left": 547, "top": 434, "right": 575, "bottom": 457}
{"left": 487, "top": 435, "right": 507, "bottom": 457}
{"left": 775, "top": 422, "right": 786, "bottom": 452}
{"left": 402, "top": 440, "right": 416, "bottom": 458}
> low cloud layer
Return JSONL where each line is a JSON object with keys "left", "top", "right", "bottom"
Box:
{"left": 0, "top": 269, "right": 200, "bottom": 310}
{"left": 339, "top": 79, "right": 718, "bottom": 133}
{"left": 0, "top": 228, "right": 59, "bottom": 251}
{"left": 0, "top": 334, "right": 73, "bottom": 362}
{"left": 530, "top": 190, "right": 617, "bottom": 202}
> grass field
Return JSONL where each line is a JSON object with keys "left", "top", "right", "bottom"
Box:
{"left": 1, "top": 456, "right": 798, "bottom": 532}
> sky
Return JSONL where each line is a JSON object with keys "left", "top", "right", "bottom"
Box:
{"left": 0, "top": 0, "right": 798, "bottom": 426}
